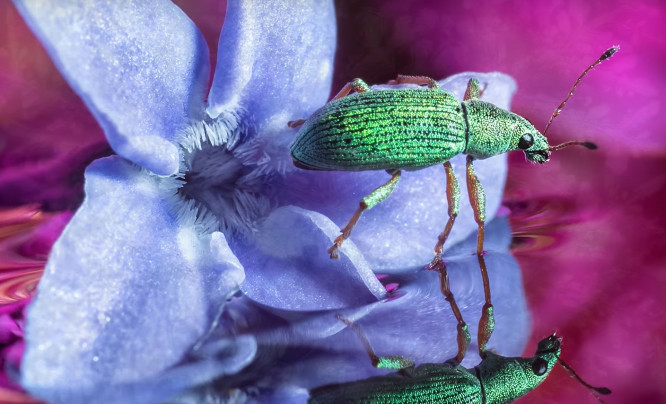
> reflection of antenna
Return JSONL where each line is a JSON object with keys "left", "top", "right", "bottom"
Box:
{"left": 557, "top": 356, "right": 612, "bottom": 404}
{"left": 543, "top": 46, "right": 620, "bottom": 137}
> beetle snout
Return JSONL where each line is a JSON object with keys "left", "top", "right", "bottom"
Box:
{"left": 535, "top": 150, "right": 550, "bottom": 162}
{"left": 526, "top": 150, "right": 550, "bottom": 164}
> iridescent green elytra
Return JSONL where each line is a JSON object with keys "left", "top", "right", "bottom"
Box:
{"left": 291, "top": 86, "right": 468, "bottom": 171}
{"left": 309, "top": 334, "right": 562, "bottom": 404}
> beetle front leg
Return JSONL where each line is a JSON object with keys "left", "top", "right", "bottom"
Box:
{"left": 435, "top": 260, "right": 470, "bottom": 364}
{"left": 465, "top": 155, "right": 495, "bottom": 358}
{"left": 476, "top": 253, "right": 495, "bottom": 358}
{"left": 328, "top": 170, "right": 401, "bottom": 259}
{"left": 463, "top": 78, "right": 481, "bottom": 101}
{"left": 388, "top": 74, "right": 439, "bottom": 89}
{"left": 429, "top": 161, "right": 460, "bottom": 268}
{"left": 336, "top": 314, "right": 414, "bottom": 371}
{"left": 466, "top": 156, "right": 486, "bottom": 255}
{"left": 463, "top": 78, "right": 488, "bottom": 101}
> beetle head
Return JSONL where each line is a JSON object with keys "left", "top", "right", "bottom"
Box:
{"left": 511, "top": 115, "right": 597, "bottom": 164}
{"left": 475, "top": 333, "right": 561, "bottom": 403}
{"left": 509, "top": 118, "right": 550, "bottom": 164}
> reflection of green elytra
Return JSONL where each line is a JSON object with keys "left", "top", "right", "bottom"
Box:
{"left": 290, "top": 47, "right": 617, "bottom": 362}
{"left": 309, "top": 315, "right": 611, "bottom": 404}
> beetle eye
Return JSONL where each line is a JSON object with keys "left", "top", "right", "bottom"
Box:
{"left": 531, "top": 358, "right": 548, "bottom": 376}
{"left": 518, "top": 133, "right": 534, "bottom": 150}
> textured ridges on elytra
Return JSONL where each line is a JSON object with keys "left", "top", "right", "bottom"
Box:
{"left": 309, "top": 365, "right": 482, "bottom": 403}
{"left": 291, "top": 88, "right": 466, "bottom": 171}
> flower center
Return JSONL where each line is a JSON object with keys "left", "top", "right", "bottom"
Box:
{"left": 175, "top": 117, "right": 272, "bottom": 238}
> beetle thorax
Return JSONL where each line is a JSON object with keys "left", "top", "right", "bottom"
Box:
{"left": 463, "top": 100, "right": 525, "bottom": 160}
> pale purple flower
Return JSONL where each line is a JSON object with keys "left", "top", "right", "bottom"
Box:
{"left": 11, "top": 1, "right": 528, "bottom": 402}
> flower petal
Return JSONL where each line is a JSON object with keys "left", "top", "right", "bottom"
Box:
{"left": 279, "top": 73, "right": 516, "bottom": 270}
{"left": 207, "top": 0, "right": 336, "bottom": 135}
{"left": 12, "top": 0, "right": 211, "bottom": 176}
{"left": 21, "top": 156, "right": 245, "bottom": 402}
{"left": 213, "top": 217, "right": 530, "bottom": 399}
{"left": 344, "top": 219, "right": 529, "bottom": 369}
{"left": 236, "top": 205, "right": 386, "bottom": 311}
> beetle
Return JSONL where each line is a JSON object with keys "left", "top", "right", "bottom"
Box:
{"left": 290, "top": 46, "right": 618, "bottom": 360}
{"left": 290, "top": 46, "right": 618, "bottom": 264}
{"left": 308, "top": 315, "right": 611, "bottom": 404}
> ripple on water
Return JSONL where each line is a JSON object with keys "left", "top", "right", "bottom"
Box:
{"left": 0, "top": 206, "right": 69, "bottom": 305}
{"left": 504, "top": 197, "right": 584, "bottom": 253}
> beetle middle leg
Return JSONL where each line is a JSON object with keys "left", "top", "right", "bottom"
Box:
{"left": 328, "top": 170, "right": 401, "bottom": 259}
{"left": 429, "top": 161, "right": 460, "bottom": 269}
{"left": 465, "top": 155, "right": 495, "bottom": 357}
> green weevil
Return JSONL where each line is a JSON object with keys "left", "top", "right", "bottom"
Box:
{"left": 289, "top": 46, "right": 618, "bottom": 264}
{"left": 290, "top": 46, "right": 619, "bottom": 361}
{"left": 308, "top": 315, "right": 611, "bottom": 404}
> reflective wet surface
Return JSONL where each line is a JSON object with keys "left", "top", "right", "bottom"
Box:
{"left": 2, "top": 0, "right": 665, "bottom": 402}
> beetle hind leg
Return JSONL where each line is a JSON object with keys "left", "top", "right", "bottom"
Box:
{"left": 463, "top": 78, "right": 488, "bottom": 101}
{"left": 328, "top": 170, "right": 401, "bottom": 259}
{"left": 287, "top": 119, "right": 306, "bottom": 128}
{"left": 328, "top": 204, "right": 365, "bottom": 259}
{"left": 336, "top": 314, "right": 415, "bottom": 371}
{"left": 388, "top": 75, "right": 440, "bottom": 89}
{"left": 330, "top": 78, "right": 371, "bottom": 101}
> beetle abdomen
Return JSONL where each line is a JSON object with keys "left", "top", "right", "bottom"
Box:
{"left": 291, "top": 88, "right": 466, "bottom": 171}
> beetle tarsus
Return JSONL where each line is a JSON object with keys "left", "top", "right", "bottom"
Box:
{"left": 288, "top": 119, "right": 306, "bottom": 128}
{"left": 436, "top": 260, "right": 471, "bottom": 363}
{"left": 389, "top": 74, "right": 439, "bottom": 89}
{"left": 428, "top": 255, "right": 444, "bottom": 271}
{"left": 327, "top": 243, "right": 341, "bottom": 259}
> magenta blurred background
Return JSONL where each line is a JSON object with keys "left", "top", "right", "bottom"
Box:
{"left": 1, "top": 0, "right": 665, "bottom": 403}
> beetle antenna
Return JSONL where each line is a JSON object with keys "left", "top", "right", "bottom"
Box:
{"left": 548, "top": 140, "right": 598, "bottom": 152}
{"left": 557, "top": 357, "right": 611, "bottom": 404}
{"left": 543, "top": 45, "right": 620, "bottom": 137}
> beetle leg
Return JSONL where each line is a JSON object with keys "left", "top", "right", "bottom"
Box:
{"left": 476, "top": 253, "right": 495, "bottom": 358}
{"left": 287, "top": 118, "right": 306, "bottom": 128}
{"left": 429, "top": 161, "right": 460, "bottom": 268}
{"left": 466, "top": 156, "right": 486, "bottom": 255}
{"left": 336, "top": 314, "right": 415, "bottom": 371}
{"left": 465, "top": 156, "right": 495, "bottom": 358}
{"left": 463, "top": 78, "right": 482, "bottom": 101}
{"left": 331, "top": 78, "right": 371, "bottom": 101}
{"left": 388, "top": 74, "right": 440, "bottom": 89}
{"left": 328, "top": 170, "right": 402, "bottom": 259}
{"left": 434, "top": 260, "right": 470, "bottom": 364}
{"left": 290, "top": 79, "right": 370, "bottom": 129}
